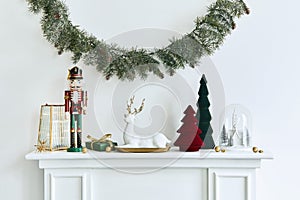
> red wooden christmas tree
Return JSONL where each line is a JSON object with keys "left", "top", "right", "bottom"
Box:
{"left": 174, "top": 105, "right": 204, "bottom": 151}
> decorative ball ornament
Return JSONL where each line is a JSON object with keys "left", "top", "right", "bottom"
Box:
{"left": 214, "top": 146, "right": 264, "bottom": 154}
{"left": 82, "top": 147, "right": 87, "bottom": 153}
{"left": 252, "top": 147, "right": 264, "bottom": 153}
{"left": 105, "top": 146, "right": 112, "bottom": 152}
{"left": 252, "top": 147, "right": 258, "bottom": 153}
{"left": 214, "top": 146, "right": 226, "bottom": 153}
{"left": 214, "top": 146, "right": 221, "bottom": 152}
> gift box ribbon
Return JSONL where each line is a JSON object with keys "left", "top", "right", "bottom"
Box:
{"left": 87, "top": 134, "right": 114, "bottom": 150}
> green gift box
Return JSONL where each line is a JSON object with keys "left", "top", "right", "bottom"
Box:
{"left": 85, "top": 141, "right": 118, "bottom": 151}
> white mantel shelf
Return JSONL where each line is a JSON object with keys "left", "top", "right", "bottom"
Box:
{"left": 26, "top": 148, "right": 272, "bottom": 168}
{"left": 26, "top": 148, "right": 273, "bottom": 200}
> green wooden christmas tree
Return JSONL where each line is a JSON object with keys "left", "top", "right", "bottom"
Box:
{"left": 196, "top": 74, "right": 215, "bottom": 149}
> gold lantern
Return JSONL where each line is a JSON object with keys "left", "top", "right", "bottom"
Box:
{"left": 37, "top": 104, "right": 70, "bottom": 151}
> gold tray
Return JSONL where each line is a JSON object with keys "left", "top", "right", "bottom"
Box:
{"left": 115, "top": 146, "right": 170, "bottom": 153}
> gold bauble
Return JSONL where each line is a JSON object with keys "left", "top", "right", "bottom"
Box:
{"left": 82, "top": 147, "right": 87, "bottom": 153}
{"left": 221, "top": 149, "right": 226, "bottom": 153}
{"left": 106, "top": 146, "right": 112, "bottom": 152}
{"left": 259, "top": 150, "right": 264, "bottom": 153}
{"left": 252, "top": 147, "right": 258, "bottom": 153}
{"left": 214, "top": 146, "right": 221, "bottom": 152}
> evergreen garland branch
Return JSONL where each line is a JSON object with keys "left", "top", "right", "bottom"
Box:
{"left": 26, "top": 0, "right": 249, "bottom": 81}
{"left": 104, "top": 49, "right": 160, "bottom": 80}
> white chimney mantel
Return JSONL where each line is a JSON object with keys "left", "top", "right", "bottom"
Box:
{"left": 26, "top": 148, "right": 272, "bottom": 200}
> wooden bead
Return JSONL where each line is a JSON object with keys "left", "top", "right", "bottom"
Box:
{"left": 252, "top": 147, "right": 258, "bottom": 153}
{"left": 214, "top": 146, "right": 221, "bottom": 152}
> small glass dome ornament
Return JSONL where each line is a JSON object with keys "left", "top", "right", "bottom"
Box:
{"left": 219, "top": 104, "right": 252, "bottom": 149}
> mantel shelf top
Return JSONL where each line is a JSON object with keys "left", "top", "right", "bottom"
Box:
{"left": 25, "top": 147, "right": 273, "bottom": 161}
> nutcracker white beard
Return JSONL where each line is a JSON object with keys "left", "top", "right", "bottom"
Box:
{"left": 71, "top": 90, "right": 81, "bottom": 104}
{"left": 69, "top": 79, "right": 83, "bottom": 104}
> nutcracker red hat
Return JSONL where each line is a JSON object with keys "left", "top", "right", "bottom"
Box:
{"left": 68, "top": 66, "right": 83, "bottom": 80}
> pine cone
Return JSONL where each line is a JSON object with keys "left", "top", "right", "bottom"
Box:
{"left": 159, "top": 73, "right": 164, "bottom": 79}
{"left": 105, "top": 75, "right": 111, "bottom": 80}
{"left": 232, "top": 22, "right": 236, "bottom": 30}
{"left": 245, "top": 7, "right": 250, "bottom": 15}
{"left": 54, "top": 13, "right": 60, "bottom": 19}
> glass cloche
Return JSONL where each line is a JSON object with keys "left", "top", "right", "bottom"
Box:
{"left": 219, "top": 104, "right": 252, "bottom": 149}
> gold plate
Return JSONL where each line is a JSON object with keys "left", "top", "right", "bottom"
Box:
{"left": 115, "top": 146, "right": 171, "bottom": 153}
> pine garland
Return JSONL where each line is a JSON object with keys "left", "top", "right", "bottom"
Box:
{"left": 26, "top": 0, "right": 249, "bottom": 81}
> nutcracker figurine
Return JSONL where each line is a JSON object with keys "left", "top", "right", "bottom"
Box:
{"left": 65, "top": 66, "right": 88, "bottom": 152}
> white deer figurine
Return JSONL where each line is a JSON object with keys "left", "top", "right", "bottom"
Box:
{"left": 123, "top": 96, "right": 171, "bottom": 148}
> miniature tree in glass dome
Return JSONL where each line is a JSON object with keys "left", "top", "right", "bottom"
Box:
{"left": 219, "top": 104, "right": 252, "bottom": 149}
{"left": 219, "top": 124, "right": 228, "bottom": 147}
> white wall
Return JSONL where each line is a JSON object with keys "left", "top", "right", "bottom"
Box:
{"left": 0, "top": 0, "right": 298, "bottom": 199}
{"left": 212, "top": 1, "right": 300, "bottom": 199}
